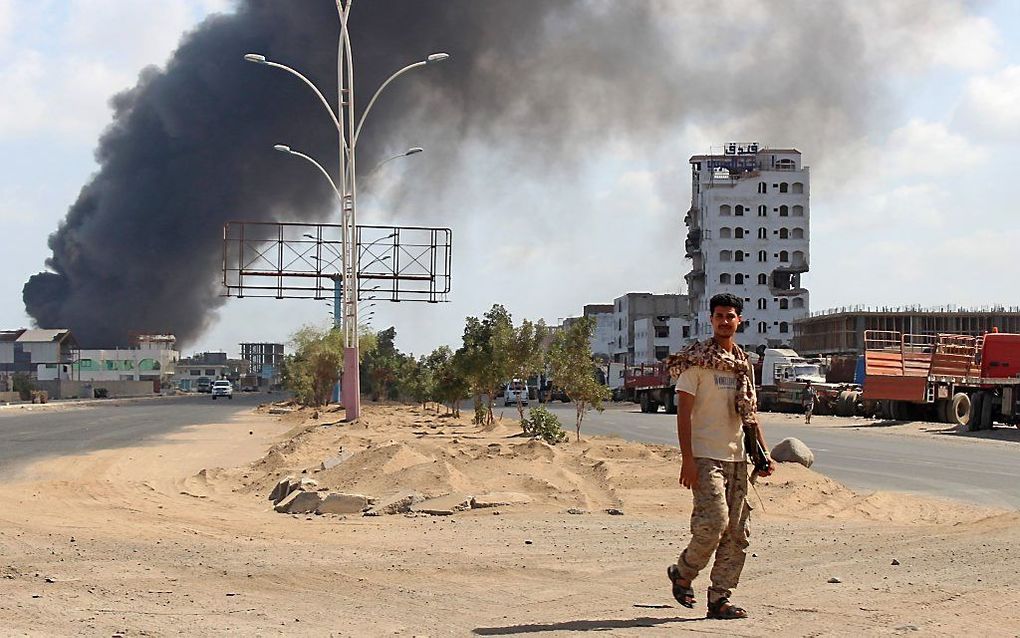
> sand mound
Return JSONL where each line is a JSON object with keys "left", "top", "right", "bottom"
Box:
{"left": 229, "top": 404, "right": 997, "bottom": 526}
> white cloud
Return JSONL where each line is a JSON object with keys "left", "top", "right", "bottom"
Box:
{"left": 849, "top": 2, "right": 1001, "bottom": 73}
{"left": 0, "top": 1, "right": 225, "bottom": 142}
{"left": 954, "top": 65, "right": 1020, "bottom": 142}
{"left": 883, "top": 119, "right": 987, "bottom": 178}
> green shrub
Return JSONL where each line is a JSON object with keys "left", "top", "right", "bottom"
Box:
{"left": 521, "top": 405, "right": 566, "bottom": 444}
{"left": 12, "top": 374, "right": 33, "bottom": 401}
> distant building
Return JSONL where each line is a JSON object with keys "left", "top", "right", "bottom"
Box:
{"left": 0, "top": 328, "right": 79, "bottom": 382}
{"left": 571, "top": 304, "right": 615, "bottom": 359}
{"left": 64, "top": 335, "right": 179, "bottom": 389}
{"left": 239, "top": 342, "right": 285, "bottom": 388}
{"left": 176, "top": 351, "right": 249, "bottom": 390}
{"left": 685, "top": 142, "right": 810, "bottom": 351}
{"left": 634, "top": 316, "right": 690, "bottom": 364}
{"left": 794, "top": 306, "right": 1020, "bottom": 356}
{"left": 611, "top": 293, "right": 690, "bottom": 364}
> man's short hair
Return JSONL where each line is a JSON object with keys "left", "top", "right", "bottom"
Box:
{"left": 710, "top": 293, "right": 743, "bottom": 315}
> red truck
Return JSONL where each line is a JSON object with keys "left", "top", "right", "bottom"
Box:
{"left": 620, "top": 362, "right": 677, "bottom": 413}
{"left": 863, "top": 330, "right": 1020, "bottom": 429}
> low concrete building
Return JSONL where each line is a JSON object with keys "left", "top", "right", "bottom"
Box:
{"left": 611, "top": 293, "right": 690, "bottom": 364}
{"left": 794, "top": 306, "right": 1020, "bottom": 356}
{"left": 64, "top": 335, "right": 179, "bottom": 390}
{"left": 633, "top": 316, "right": 691, "bottom": 364}
{"left": 0, "top": 329, "right": 80, "bottom": 382}
{"left": 176, "top": 352, "right": 250, "bottom": 391}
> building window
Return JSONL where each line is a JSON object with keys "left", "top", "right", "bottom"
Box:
{"left": 757, "top": 182, "right": 767, "bottom": 194}
{"left": 791, "top": 228, "right": 804, "bottom": 239}
{"left": 779, "top": 182, "right": 789, "bottom": 193}
{"left": 779, "top": 251, "right": 789, "bottom": 263}
{"left": 734, "top": 227, "right": 745, "bottom": 239}
{"left": 792, "top": 182, "right": 804, "bottom": 194}
{"left": 720, "top": 204, "right": 731, "bottom": 216}
{"left": 757, "top": 205, "right": 767, "bottom": 217}
{"left": 734, "top": 273, "right": 745, "bottom": 285}
{"left": 654, "top": 346, "right": 671, "bottom": 360}
{"left": 720, "top": 273, "right": 731, "bottom": 284}
{"left": 792, "top": 250, "right": 805, "bottom": 265}
{"left": 735, "top": 205, "right": 745, "bottom": 216}
{"left": 720, "top": 227, "right": 732, "bottom": 239}
{"left": 682, "top": 326, "right": 690, "bottom": 338}
{"left": 779, "top": 321, "right": 790, "bottom": 334}
{"left": 792, "top": 297, "right": 805, "bottom": 309}
{"left": 757, "top": 227, "right": 767, "bottom": 239}
{"left": 655, "top": 326, "right": 669, "bottom": 338}
{"left": 758, "top": 273, "right": 768, "bottom": 285}
{"left": 779, "top": 228, "right": 789, "bottom": 239}
{"left": 735, "top": 250, "right": 745, "bottom": 262}
{"left": 793, "top": 205, "right": 804, "bottom": 217}
{"left": 780, "top": 298, "right": 789, "bottom": 310}
{"left": 758, "top": 321, "right": 767, "bottom": 334}
{"left": 758, "top": 298, "right": 767, "bottom": 310}
{"left": 757, "top": 250, "right": 767, "bottom": 262}
{"left": 779, "top": 205, "right": 789, "bottom": 217}
{"left": 720, "top": 250, "right": 732, "bottom": 262}
{"left": 190, "top": 369, "right": 201, "bottom": 376}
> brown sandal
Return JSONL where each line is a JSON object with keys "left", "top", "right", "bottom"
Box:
{"left": 706, "top": 597, "right": 747, "bottom": 620}
{"left": 666, "top": 565, "right": 696, "bottom": 608}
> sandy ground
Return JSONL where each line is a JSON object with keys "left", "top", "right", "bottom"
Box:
{"left": 0, "top": 402, "right": 1018, "bottom": 637}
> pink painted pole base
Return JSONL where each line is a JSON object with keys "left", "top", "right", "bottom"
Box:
{"left": 342, "top": 347, "right": 360, "bottom": 421}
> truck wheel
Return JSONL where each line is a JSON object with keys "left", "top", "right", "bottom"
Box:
{"left": 950, "top": 392, "right": 973, "bottom": 429}
{"left": 979, "top": 391, "right": 994, "bottom": 430}
{"left": 664, "top": 392, "right": 677, "bottom": 414}
{"left": 835, "top": 391, "right": 853, "bottom": 417}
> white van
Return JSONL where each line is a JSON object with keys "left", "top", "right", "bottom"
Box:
{"left": 503, "top": 379, "right": 529, "bottom": 406}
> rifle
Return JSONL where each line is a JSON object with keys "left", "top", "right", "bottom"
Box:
{"left": 742, "top": 424, "right": 772, "bottom": 483}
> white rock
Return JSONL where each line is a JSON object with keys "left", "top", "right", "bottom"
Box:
{"left": 316, "top": 493, "right": 370, "bottom": 515}
{"left": 770, "top": 437, "right": 814, "bottom": 468}
{"left": 274, "top": 490, "right": 322, "bottom": 514}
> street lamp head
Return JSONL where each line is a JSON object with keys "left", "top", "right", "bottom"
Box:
{"left": 244, "top": 53, "right": 267, "bottom": 64}
{"left": 426, "top": 53, "right": 450, "bottom": 64}
{"left": 273, "top": 144, "right": 292, "bottom": 153}
{"left": 405, "top": 147, "right": 424, "bottom": 156}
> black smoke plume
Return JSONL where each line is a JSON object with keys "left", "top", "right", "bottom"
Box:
{"left": 23, "top": 0, "right": 961, "bottom": 346}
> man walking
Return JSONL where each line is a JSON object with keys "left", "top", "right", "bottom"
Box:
{"left": 803, "top": 380, "right": 817, "bottom": 424}
{"left": 664, "top": 293, "right": 772, "bottom": 620}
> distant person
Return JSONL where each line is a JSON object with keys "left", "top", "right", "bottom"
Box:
{"left": 664, "top": 293, "right": 773, "bottom": 620}
{"left": 803, "top": 381, "right": 817, "bottom": 424}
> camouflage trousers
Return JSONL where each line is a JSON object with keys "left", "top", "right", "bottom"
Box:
{"left": 676, "top": 458, "right": 751, "bottom": 602}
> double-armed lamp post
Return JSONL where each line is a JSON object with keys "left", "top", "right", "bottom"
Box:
{"left": 244, "top": 0, "right": 447, "bottom": 420}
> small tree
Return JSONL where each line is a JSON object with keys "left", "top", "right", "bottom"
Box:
{"left": 283, "top": 325, "right": 378, "bottom": 407}
{"left": 427, "top": 346, "right": 469, "bottom": 416}
{"left": 506, "top": 319, "right": 547, "bottom": 422}
{"left": 548, "top": 316, "right": 610, "bottom": 441}
{"left": 458, "top": 305, "right": 514, "bottom": 425}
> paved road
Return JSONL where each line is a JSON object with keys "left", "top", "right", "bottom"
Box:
{"left": 541, "top": 402, "right": 1020, "bottom": 509}
{"left": 0, "top": 392, "right": 274, "bottom": 478}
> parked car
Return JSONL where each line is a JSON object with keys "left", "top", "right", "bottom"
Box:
{"left": 211, "top": 379, "right": 233, "bottom": 400}
{"left": 503, "top": 379, "right": 529, "bottom": 407}
{"left": 196, "top": 377, "right": 212, "bottom": 393}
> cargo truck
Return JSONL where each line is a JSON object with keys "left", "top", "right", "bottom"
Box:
{"left": 863, "top": 330, "right": 1020, "bottom": 429}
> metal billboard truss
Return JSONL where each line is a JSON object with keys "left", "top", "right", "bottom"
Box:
{"left": 222, "top": 221, "right": 451, "bottom": 302}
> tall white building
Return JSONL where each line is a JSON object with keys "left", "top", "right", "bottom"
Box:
{"left": 685, "top": 142, "right": 810, "bottom": 351}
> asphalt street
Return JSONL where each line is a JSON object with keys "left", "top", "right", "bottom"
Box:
{"left": 540, "top": 402, "right": 1020, "bottom": 510}
{"left": 0, "top": 392, "right": 273, "bottom": 478}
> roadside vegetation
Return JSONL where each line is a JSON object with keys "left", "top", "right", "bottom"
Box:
{"left": 280, "top": 305, "right": 606, "bottom": 442}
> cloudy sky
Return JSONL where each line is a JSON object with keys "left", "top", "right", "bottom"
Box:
{"left": 1, "top": 0, "right": 1018, "bottom": 358}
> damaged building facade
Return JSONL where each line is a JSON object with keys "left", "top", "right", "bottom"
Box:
{"left": 685, "top": 142, "right": 810, "bottom": 350}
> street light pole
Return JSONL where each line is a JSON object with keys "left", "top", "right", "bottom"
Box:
{"left": 245, "top": 0, "right": 448, "bottom": 421}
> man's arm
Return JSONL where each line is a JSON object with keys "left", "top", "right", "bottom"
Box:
{"left": 677, "top": 390, "right": 698, "bottom": 488}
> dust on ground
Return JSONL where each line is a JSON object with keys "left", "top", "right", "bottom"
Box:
{"left": 0, "top": 401, "right": 1017, "bottom": 636}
